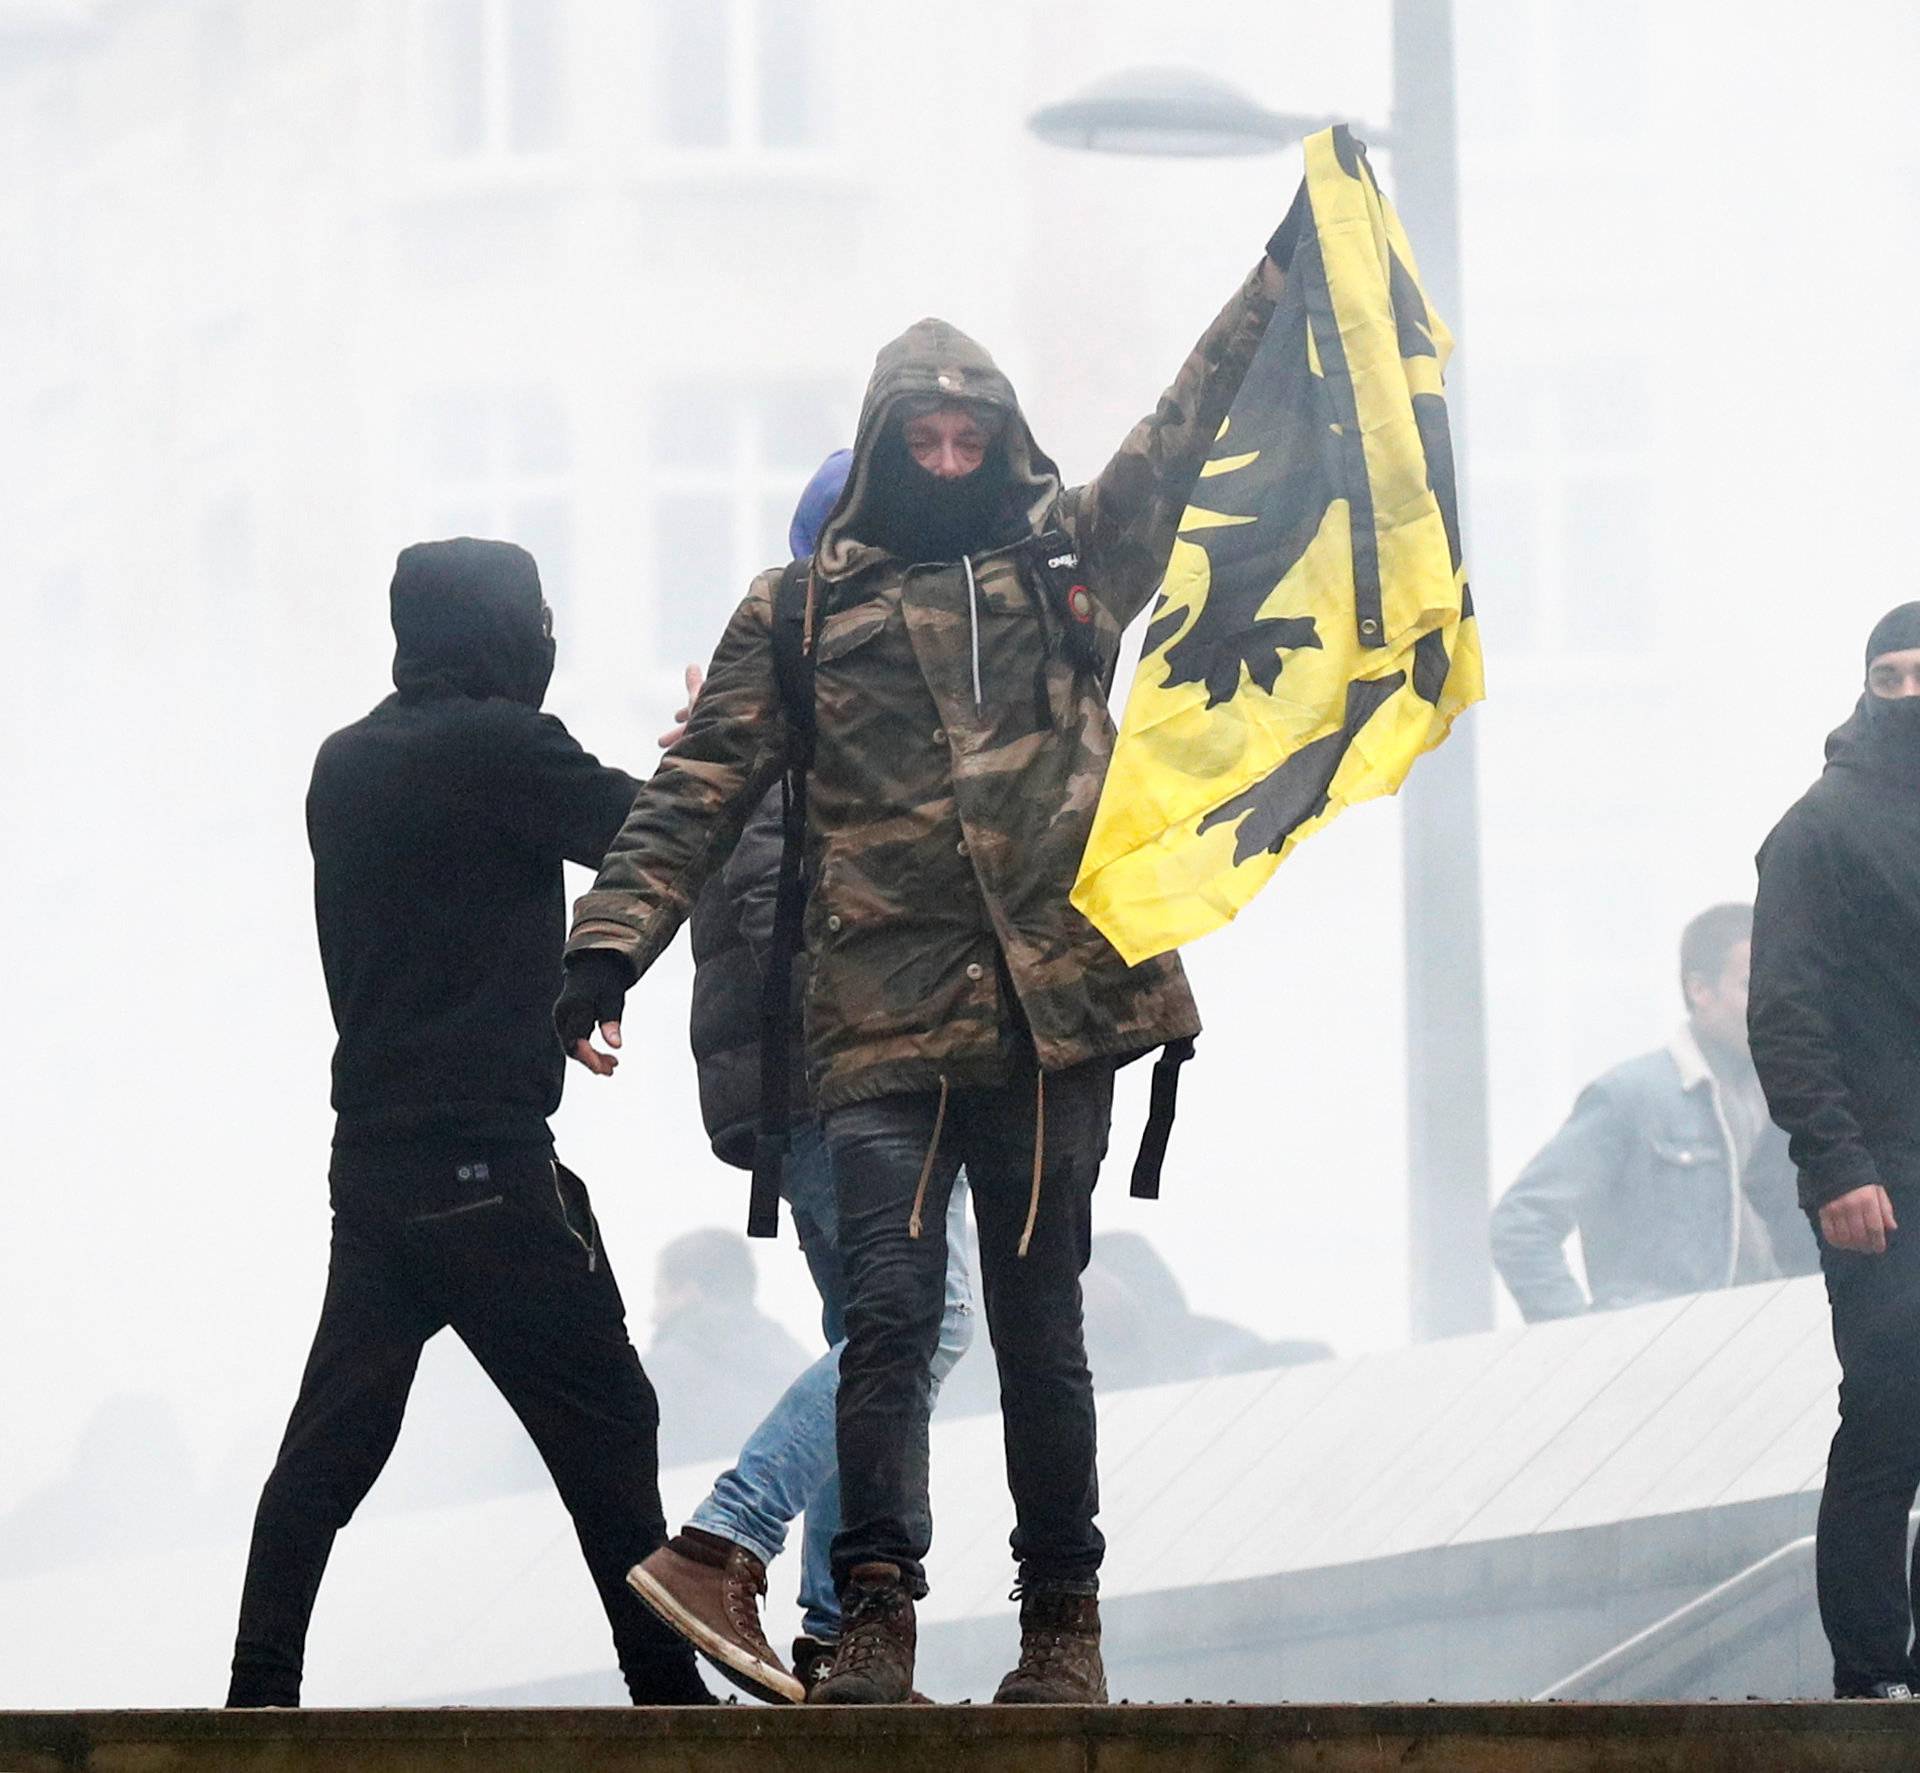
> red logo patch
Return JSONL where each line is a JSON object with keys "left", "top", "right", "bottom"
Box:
{"left": 1067, "top": 585, "right": 1094, "bottom": 624}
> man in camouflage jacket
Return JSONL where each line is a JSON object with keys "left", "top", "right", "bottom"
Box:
{"left": 555, "top": 242, "right": 1287, "bottom": 1703}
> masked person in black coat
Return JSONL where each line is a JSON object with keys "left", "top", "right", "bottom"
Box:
{"left": 226, "top": 539, "right": 710, "bottom": 1707}
{"left": 1750, "top": 601, "right": 1920, "bottom": 1701}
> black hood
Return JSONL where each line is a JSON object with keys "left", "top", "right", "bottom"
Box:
{"left": 852, "top": 421, "right": 1023, "bottom": 563}
{"left": 1824, "top": 695, "right": 1874, "bottom": 775}
{"left": 390, "top": 538, "right": 555, "bottom": 709}
{"left": 1865, "top": 601, "right": 1920, "bottom": 672}
{"left": 1825, "top": 598, "right": 1920, "bottom": 789}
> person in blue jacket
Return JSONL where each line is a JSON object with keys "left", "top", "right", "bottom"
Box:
{"left": 1491, "top": 902, "right": 1813, "bottom": 1322}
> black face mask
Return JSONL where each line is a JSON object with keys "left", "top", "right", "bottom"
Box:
{"left": 855, "top": 424, "right": 1011, "bottom": 563}
{"left": 1856, "top": 603, "right": 1920, "bottom": 773}
{"left": 1862, "top": 687, "right": 1920, "bottom": 762}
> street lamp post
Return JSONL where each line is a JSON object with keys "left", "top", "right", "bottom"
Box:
{"left": 1385, "top": 0, "right": 1494, "bottom": 1342}
{"left": 1030, "top": 0, "right": 1494, "bottom": 1342}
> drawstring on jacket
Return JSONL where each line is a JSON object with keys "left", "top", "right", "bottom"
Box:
{"left": 1018, "top": 1069, "right": 1045, "bottom": 1258}
{"left": 907, "top": 1077, "right": 950, "bottom": 1240}
{"left": 904, "top": 1070, "right": 1048, "bottom": 1260}
{"left": 962, "top": 554, "right": 983, "bottom": 709}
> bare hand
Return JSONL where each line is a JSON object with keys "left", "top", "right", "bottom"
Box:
{"left": 657, "top": 664, "right": 706, "bottom": 749}
{"left": 1819, "top": 1183, "right": 1898, "bottom": 1254}
{"left": 567, "top": 1021, "right": 623, "bottom": 1078}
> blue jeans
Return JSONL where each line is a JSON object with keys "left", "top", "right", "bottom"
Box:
{"left": 688, "top": 1123, "right": 975, "bottom": 1642}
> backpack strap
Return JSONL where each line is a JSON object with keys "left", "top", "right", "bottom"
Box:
{"left": 748, "top": 559, "right": 817, "bottom": 1238}
{"left": 1026, "top": 526, "right": 1112, "bottom": 691}
{"left": 1129, "top": 1037, "right": 1196, "bottom": 1201}
{"left": 1028, "top": 529, "right": 1191, "bottom": 1199}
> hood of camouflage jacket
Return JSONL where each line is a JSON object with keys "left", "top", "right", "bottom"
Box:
{"left": 816, "top": 318, "right": 1063, "bottom": 581}
{"left": 390, "top": 537, "right": 555, "bottom": 709}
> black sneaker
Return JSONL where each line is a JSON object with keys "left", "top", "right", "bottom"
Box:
{"left": 792, "top": 1634, "right": 837, "bottom": 1698}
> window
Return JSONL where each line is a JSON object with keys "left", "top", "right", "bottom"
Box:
{"left": 37, "top": 565, "right": 86, "bottom": 652}
{"left": 1464, "top": 473, "right": 1540, "bottom": 653}
{"left": 199, "top": 492, "right": 257, "bottom": 603}
{"left": 197, "top": 490, "right": 261, "bottom": 680}
{"left": 194, "top": 5, "right": 245, "bottom": 165}
{"left": 649, "top": 379, "right": 844, "bottom": 668}
{"left": 31, "top": 564, "right": 90, "bottom": 724}
{"left": 1553, "top": 0, "right": 1648, "bottom": 142}
{"left": 1459, "top": 0, "right": 1651, "bottom": 148}
{"left": 419, "top": 0, "right": 562, "bottom": 162}
{"left": 1456, "top": 0, "right": 1537, "bottom": 144}
{"left": 409, "top": 387, "right": 574, "bottom": 606}
{"left": 1465, "top": 356, "right": 1652, "bottom": 656}
{"left": 656, "top": 0, "right": 824, "bottom": 155}
{"left": 1559, "top": 471, "right": 1652, "bottom": 653}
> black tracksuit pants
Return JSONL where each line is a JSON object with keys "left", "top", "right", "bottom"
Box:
{"left": 1817, "top": 1185, "right": 1920, "bottom": 1696}
{"left": 825, "top": 1057, "right": 1112, "bottom": 1597}
{"left": 227, "top": 1146, "right": 702, "bottom": 1706}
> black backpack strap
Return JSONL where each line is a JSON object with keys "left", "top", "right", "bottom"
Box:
{"left": 748, "top": 559, "right": 818, "bottom": 1238}
{"left": 1027, "top": 526, "right": 1110, "bottom": 690}
{"left": 1130, "top": 1037, "right": 1196, "bottom": 1200}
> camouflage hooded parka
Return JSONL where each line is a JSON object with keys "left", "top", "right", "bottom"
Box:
{"left": 569, "top": 258, "right": 1284, "bottom": 1111}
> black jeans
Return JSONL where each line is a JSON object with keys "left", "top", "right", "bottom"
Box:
{"left": 227, "top": 1146, "right": 699, "bottom": 1706}
{"left": 1816, "top": 1187, "right": 1920, "bottom": 1695}
{"left": 786, "top": 1120, "right": 848, "bottom": 1347}
{"left": 825, "top": 1059, "right": 1112, "bottom": 1597}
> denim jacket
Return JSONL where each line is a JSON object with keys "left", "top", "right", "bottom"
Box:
{"left": 1490, "top": 1026, "right": 1802, "bottom": 1322}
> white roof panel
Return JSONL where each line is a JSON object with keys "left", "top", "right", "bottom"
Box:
{"left": 0, "top": 1278, "right": 1843, "bottom": 1707}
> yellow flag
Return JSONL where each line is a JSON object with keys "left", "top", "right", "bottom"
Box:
{"left": 1072, "top": 126, "right": 1484, "bottom": 966}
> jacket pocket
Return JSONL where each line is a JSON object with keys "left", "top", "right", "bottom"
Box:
{"left": 814, "top": 601, "right": 890, "bottom": 662}
{"left": 406, "top": 1193, "right": 504, "bottom": 1225}
{"left": 550, "top": 1160, "right": 599, "bottom": 1271}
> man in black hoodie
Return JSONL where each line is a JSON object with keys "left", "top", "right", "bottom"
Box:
{"left": 226, "top": 538, "right": 709, "bottom": 1707}
{"left": 1750, "top": 601, "right": 1920, "bottom": 1701}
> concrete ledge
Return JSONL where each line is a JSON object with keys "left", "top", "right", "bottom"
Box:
{"left": 3, "top": 1704, "right": 1918, "bottom": 1771}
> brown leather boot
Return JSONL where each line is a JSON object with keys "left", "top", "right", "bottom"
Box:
{"left": 627, "top": 1528, "right": 804, "bottom": 1705}
{"left": 992, "top": 1582, "right": 1108, "bottom": 1704}
{"left": 796, "top": 1633, "right": 937, "bottom": 1705}
{"left": 806, "top": 1563, "right": 916, "bottom": 1704}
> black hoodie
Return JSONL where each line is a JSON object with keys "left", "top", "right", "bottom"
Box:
{"left": 309, "top": 539, "right": 640, "bottom": 1151}
{"left": 1750, "top": 694, "right": 1920, "bottom": 1210}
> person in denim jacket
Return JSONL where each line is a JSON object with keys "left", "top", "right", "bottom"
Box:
{"left": 1491, "top": 904, "right": 1815, "bottom": 1322}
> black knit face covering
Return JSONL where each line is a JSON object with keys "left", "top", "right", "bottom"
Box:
{"left": 858, "top": 425, "right": 1011, "bottom": 563}
{"left": 1861, "top": 601, "right": 1920, "bottom": 767}
{"left": 1863, "top": 686, "right": 1920, "bottom": 748}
